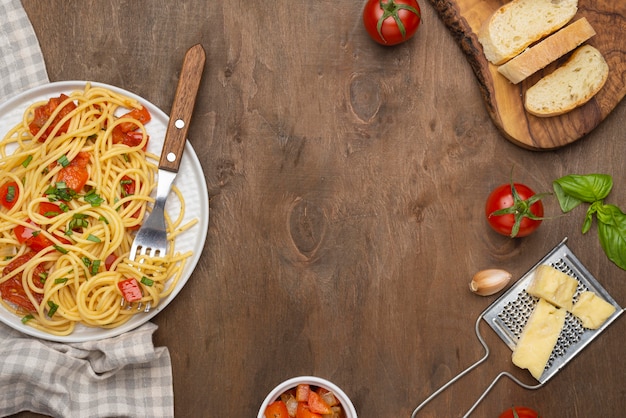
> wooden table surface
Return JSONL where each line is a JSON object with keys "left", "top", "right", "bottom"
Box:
{"left": 16, "top": 1, "right": 626, "bottom": 417}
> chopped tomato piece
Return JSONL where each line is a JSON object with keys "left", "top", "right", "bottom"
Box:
{"left": 264, "top": 400, "right": 290, "bottom": 418}
{"left": 112, "top": 129, "right": 149, "bottom": 149}
{"left": 126, "top": 209, "right": 142, "bottom": 231}
{"left": 122, "top": 131, "right": 146, "bottom": 148}
{"left": 39, "top": 201, "right": 63, "bottom": 218}
{"left": 296, "top": 384, "right": 311, "bottom": 402}
{"left": 14, "top": 219, "right": 54, "bottom": 252}
{"left": 111, "top": 106, "right": 151, "bottom": 149}
{"left": 0, "top": 181, "right": 19, "bottom": 209}
{"left": 120, "top": 175, "right": 136, "bottom": 196}
{"left": 57, "top": 152, "right": 90, "bottom": 192}
{"left": 14, "top": 219, "right": 69, "bottom": 252}
{"left": 308, "top": 391, "right": 332, "bottom": 415}
{"left": 119, "top": 175, "right": 142, "bottom": 230}
{"left": 295, "top": 402, "right": 322, "bottom": 418}
{"left": 118, "top": 278, "right": 142, "bottom": 302}
{"left": 28, "top": 94, "right": 77, "bottom": 142}
{"left": 0, "top": 252, "right": 45, "bottom": 312}
{"left": 104, "top": 254, "right": 118, "bottom": 270}
{"left": 116, "top": 106, "right": 151, "bottom": 132}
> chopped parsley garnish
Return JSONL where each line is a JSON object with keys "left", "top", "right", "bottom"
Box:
{"left": 68, "top": 213, "right": 88, "bottom": 230}
{"left": 84, "top": 189, "right": 104, "bottom": 207}
{"left": 90, "top": 259, "right": 101, "bottom": 275}
{"left": 87, "top": 234, "right": 101, "bottom": 243}
{"left": 140, "top": 276, "right": 154, "bottom": 286}
{"left": 57, "top": 154, "right": 70, "bottom": 167}
{"left": 21, "top": 314, "right": 34, "bottom": 324}
{"left": 47, "top": 301, "right": 59, "bottom": 317}
{"left": 53, "top": 244, "right": 68, "bottom": 254}
{"left": 21, "top": 155, "right": 33, "bottom": 168}
{"left": 45, "top": 182, "right": 76, "bottom": 202}
{"left": 54, "top": 278, "right": 69, "bottom": 284}
{"left": 5, "top": 185, "right": 15, "bottom": 203}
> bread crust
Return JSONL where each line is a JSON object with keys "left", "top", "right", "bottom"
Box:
{"left": 524, "top": 45, "right": 609, "bottom": 117}
{"left": 478, "top": 0, "right": 578, "bottom": 65}
{"left": 498, "top": 18, "right": 596, "bottom": 84}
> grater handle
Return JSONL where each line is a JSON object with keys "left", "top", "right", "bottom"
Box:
{"left": 411, "top": 316, "right": 490, "bottom": 418}
{"left": 411, "top": 316, "right": 542, "bottom": 418}
{"left": 461, "top": 372, "right": 542, "bottom": 417}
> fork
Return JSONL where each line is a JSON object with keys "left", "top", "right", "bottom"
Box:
{"left": 122, "top": 44, "right": 205, "bottom": 311}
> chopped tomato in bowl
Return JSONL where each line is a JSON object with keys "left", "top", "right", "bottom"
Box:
{"left": 258, "top": 376, "right": 357, "bottom": 418}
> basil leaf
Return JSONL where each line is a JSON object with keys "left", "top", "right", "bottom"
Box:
{"left": 553, "top": 174, "right": 613, "bottom": 209}
{"left": 582, "top": 205, "right": 595, "bottom": 234}
{"left": 596, "top": 204, "right": 626, "bottom": 270}
{"left": 553, "top": 181, "right": 583, "bottom": 212}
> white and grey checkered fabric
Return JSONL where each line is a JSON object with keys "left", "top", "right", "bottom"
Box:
{"left": 0, "top": 1, "right": 175, "bottom": 416}
{"left": 0, "top": 323, "right": 174, "bottom": 418}
{"left": 0, "top": 0, "right": 48, "bottom": 103}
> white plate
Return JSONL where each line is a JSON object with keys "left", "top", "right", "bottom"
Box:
{"left": 0, "top": 81, "right": 209, "bottom": 342}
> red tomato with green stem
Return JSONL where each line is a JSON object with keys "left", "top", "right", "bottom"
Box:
{"left": 486, "top": 182, "right": 548, "bottom": 238}
{"left": 498, "top": 406, "right": 541, "bottom": 418}
{"left": 363, "top": 0, "right": 421, "bottom": 46}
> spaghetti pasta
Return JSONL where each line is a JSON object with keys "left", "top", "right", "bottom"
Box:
{"left": 0, "top": 83, "right": 196, "bottom": 336}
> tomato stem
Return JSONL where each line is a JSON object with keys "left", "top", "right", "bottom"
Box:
{"left": 376, "top": 0, "right": 421, "bottom": 44}
{"left": 489, "top": 183, "right": 550, "bottom": 238}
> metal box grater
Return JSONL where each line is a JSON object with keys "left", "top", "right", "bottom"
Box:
{"left": 483, "top": 237, "right": 623, "bottom": 384}
{"left": 412, "top": 238, "right": 624, "bottom": 418}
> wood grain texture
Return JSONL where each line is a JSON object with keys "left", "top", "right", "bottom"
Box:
{"left": 13, "top": 1, "right": 626, "bottom": 417}
{"left": 429, "top": 0, "right": 626, "bottom": 150}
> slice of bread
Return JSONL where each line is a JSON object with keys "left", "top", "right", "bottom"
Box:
{"left": 498, "top": 18, "right": 596, "bottom": 84}
{"left": 524, "top": 45, "right": 609, "bottom": 117}
{"left": 478, "top": 0, "right": 578, "bottom": 65}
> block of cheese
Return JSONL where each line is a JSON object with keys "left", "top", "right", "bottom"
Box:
{"left": 512, "top": 298, "right": 566, "bottom": 380}
{"left": 526, "top": 265, "right": 578, "bottom": 310}
{"left": 497, "top": 17, "right": 596, "bottom": 84}
{"left": 570, "top": 291, "right": 616, "bottom": 329}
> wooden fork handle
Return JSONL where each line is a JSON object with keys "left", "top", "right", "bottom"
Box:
{"left": 159, "top": 43, "right": 206, "bottom": 172}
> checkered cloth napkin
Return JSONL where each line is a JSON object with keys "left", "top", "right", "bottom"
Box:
{"left": 0, "top": 1, "right": 174, "bottom": 417}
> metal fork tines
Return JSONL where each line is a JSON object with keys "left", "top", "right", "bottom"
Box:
{"left": 122, "top": 170, "right": 177, "bottom": 312}
{"left": 129, "top": 169, "right": 176, "bottom": 261}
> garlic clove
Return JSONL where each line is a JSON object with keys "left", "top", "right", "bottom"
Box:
{"left": 469, "top": 269, "right": 512, "bottom": 296}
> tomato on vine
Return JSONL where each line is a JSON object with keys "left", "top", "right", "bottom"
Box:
{"left": 363, "top": 0, "right": 421, "bottom": 46}
{"left": 485, "top": 182, "right": 548, "bottom": 238}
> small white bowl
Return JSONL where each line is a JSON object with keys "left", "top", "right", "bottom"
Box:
{"left": 258, "top": 376, "right": 358, "bottom": 418}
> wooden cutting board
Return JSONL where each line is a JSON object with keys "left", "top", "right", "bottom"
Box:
{"left": 428, "top": 0, "right": 626, "bottom": 150}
